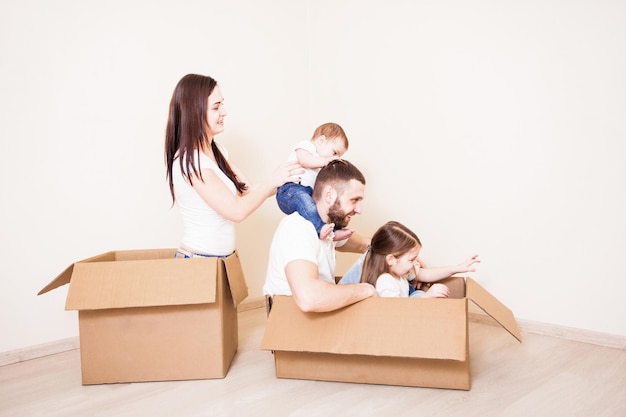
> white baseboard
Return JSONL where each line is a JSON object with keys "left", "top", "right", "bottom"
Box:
{"left": 2, "top": 298, "right": 623, "bottom": 368}
{"left": 0, "top": 337, "right": 80, "bottom": 367}
{"left": 468, "top": 312, "right": 626, "bottom": 350}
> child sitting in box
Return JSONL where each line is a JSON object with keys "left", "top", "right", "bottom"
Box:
{"left": 359, "top": 221, "right": 480, "bottom": 298}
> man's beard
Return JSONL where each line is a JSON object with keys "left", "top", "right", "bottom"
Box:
{"left": 327, "top": 200, "right": 351, "bottom": 229}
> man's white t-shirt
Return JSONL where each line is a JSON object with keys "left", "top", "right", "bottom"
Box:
{"left": 263, "top": 212, "right": 338, "bottom": 296}
{"left": 375, "top": 273, "right": 410, "bottom": 298}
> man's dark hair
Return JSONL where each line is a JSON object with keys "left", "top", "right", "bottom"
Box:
{"left": 312, "top": 159, "right": 366, "bottom": 201}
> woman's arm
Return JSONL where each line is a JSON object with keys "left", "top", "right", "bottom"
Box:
{"left": 192, "top": 160, "right": 302, "bottom": 223}
{"left": 335, "top": 231, "right": 370, "bottom": 254}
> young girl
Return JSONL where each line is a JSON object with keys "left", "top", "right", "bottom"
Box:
{"left": 360, "top": 221, "right": 480, "bottom": 298}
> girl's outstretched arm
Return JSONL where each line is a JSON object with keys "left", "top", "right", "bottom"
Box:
{"left": 416, "top": 254, "right": 480, "bottom": 283}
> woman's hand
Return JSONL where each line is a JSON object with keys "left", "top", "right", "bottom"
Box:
{"left": 271, "top": 161, "right": 304, "bottom": 188}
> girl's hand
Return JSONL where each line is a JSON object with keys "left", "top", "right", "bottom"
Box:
{"left": 423, "top": 283, "right": 450, "bottom": 298}
{"left": 457, "top": 254, "right": 480, "bottom": 273}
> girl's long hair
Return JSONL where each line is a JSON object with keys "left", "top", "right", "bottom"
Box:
{"left": 165, "top": 74, "right": 247, "bottom": 204}
{"left": 360, "top": 221, "right": 421, "bottom": 287}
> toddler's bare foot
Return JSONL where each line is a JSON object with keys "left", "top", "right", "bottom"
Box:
{"left": 319, "top": 223, "right": 335, "bottom": 240}
{"left": 333, "top": 228, "right": 354, "bottom": 241}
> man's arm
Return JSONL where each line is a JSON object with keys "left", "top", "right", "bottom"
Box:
{"left": 335, "top": 231, "right": 370, "bottom": 254}
{"left": 285, "top": 259, "right": 377, "bottom": 312}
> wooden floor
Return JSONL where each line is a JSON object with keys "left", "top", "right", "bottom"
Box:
{"left": 1, "top": 307, "right": 625, "bottom": 417}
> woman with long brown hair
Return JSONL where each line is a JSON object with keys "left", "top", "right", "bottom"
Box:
{"left": 165, "top": 73, "right": 301, "bottom": 258}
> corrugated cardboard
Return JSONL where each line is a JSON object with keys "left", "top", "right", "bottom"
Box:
{"left": 38, "top": 249, "right": 248, "bottom": 385}
{"left": 261, "top": 276, "right": 520, "bottom": 390}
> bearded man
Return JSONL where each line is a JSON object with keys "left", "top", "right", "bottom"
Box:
{"left": 263, "top": 160, "right": 377, "bottom": 312}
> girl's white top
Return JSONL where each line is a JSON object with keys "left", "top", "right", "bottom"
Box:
{"left": 375, "top": 273, "right": 410, "bottom": 297}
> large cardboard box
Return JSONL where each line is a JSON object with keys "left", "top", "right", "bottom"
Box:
{"left": 261, "top": 276, "right": 521, "bottom": 390}
{"left": 38, "top": 248, "right": 248, "bottom": 385}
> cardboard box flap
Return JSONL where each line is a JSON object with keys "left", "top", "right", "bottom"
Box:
{"left": 38, "top": 252, "right": 117, "bottom": 296}
{"left": 466, "top": 277, "right": 522, "bottom": 342}
{"left": 261, "top": 295, "right": 468, "bottom": 361}
{"left": 38, "top": 264, "right": 74, "bottom": 296}
{"left": 222, "top": 250, "right": 248, "bottom": 307}
{"left": 65, "top": 258, "right": 216, "bottom": 311}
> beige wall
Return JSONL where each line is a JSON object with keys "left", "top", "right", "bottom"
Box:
{"left": 304, "top": 0, "right": 626, "bottom": 337}
{"left": 1, "top": 0, "right": 625, "bottom": 353}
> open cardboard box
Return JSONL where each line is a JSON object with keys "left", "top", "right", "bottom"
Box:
{"left": 38, "top": 248, "right": 248, "bottom": 385}
{"left": 261, "top": 276, "right": 521, "bottom": 390}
